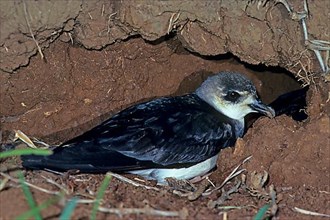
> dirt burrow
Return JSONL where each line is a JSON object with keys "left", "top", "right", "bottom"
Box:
{"left": 0, "top": 38, "right": 302, "bottom": 141}
{"left": 1, "top": 1, "right": 329, "bottom": 75}
{"left": 0, "top": 37, "right": 329, "bottom": 219}
{"left": 0, "top": 0, "right": 329, "bottom": 219}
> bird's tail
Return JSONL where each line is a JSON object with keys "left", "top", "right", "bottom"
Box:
{"left": 21, "top": 154, "right": 47, "bottom": 170}
{"left": 21, "top": 143, "right": 152, "bottom": 173}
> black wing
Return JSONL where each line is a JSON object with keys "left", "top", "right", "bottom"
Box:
{"left": 22, "top": 94, "right": 240, "bottom": 172}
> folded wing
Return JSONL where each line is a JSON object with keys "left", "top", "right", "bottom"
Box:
{"left": 22, "top": 94, "right": 240, "bottom": 172}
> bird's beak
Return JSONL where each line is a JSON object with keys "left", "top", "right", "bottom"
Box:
{"left": 249, "top": 98, "right": 275, "bottom": 118}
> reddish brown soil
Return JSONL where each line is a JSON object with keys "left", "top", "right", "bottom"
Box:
{"left": 1, "top": 1, "right": 329, "bottom": 219}
{"left": 0, "top": 38, "right": 329, "bottom": 219}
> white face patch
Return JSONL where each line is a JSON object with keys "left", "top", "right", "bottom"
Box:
{"left": 211, "top": 95, "right": 256, "bottom": 121}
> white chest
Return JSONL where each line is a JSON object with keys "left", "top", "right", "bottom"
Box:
{"left": 128, "top": 154, "right": 219, "bottom": 184}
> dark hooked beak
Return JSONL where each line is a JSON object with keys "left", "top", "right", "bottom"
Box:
{"left": 249, "top": 99, "right": 275, "bottom": 118}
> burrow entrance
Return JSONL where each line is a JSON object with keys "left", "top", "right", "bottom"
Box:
{"left": 1, "top": 37, "right": 306, "bottom": 143}
{"left": 2, "top": 36, "right": 328, "bottom": 220}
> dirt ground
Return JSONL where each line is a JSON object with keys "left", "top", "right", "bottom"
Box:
{"left": 0, "top": 1, "right": 329, "bottom": 220}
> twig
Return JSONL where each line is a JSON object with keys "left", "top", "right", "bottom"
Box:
{"left": 98, "top": 205, "right": 188, "bottom": 219}
{"left": 203, "top": 156, "right": 252, "bottom": 196}
{"left": 75, "top": 199, "right": 96, "bottom": 204}
{"left": 107, "top": 171, "right": 159, "bottom": 191}
{"left": 172, "top": 190, "right": 191, "bottom": 197}
{"left": 14, "top": 130, "right": 37, "bottom": 148}
{"left": 269, "top": 184, "right": 278, "bottom": 217}
{"left": 22, "top": 0, "right": 44, "bottom": 60}
{"left": 293, "top": 207, "right": 330, "bottom": 218}
{"left": 40, "top": 175, "right": 69, "bottom": 194}
{"left": 167, "top": 12, "right": 181, "bottom": 34}
{"left": 166, "top": 177, "right": 196, "bottom": 192}
{"left": 88, "top": 12, "right": 93, "bottom": 20}
{"left": 0, "top": 176, "right": 9, "bottom": 191}
{"left": 276, "top": 0, "right": 329, "bottom": 73}
{"left": 133, "top": 177, "right": 147, "bottom": 183}
{"left": 101, "top": 4, "right": 105, "bottom": 17}
{"left": 68, "top": 33, "right": 74, "bottom": 45}
{"left": 221, "top": 212, "right": 228, "bottom": 220}
{"left": 217, "top": 205, "right": 256, "bottom": 210}
{"left": 206, "top": 176, "right": 216, "bottom": 188}
{"left": 188, "top": 178, "right": 211, "bottom": 201}
{"left": 31, "top": 137, "right": 50, "bottom": 148}
{"left": 0, "top": 172, "right": 59, "bottom": 195}
{"left": 219, "top": 156, "right": 251, "bottom": 188}
{"left": 208, "top": 181, "right": 241, "bottom": 209}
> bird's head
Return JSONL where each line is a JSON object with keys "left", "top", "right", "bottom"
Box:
{"left": 196, "top": 72, "right": 275, "bottom": 121}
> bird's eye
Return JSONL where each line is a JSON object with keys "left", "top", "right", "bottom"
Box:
{"left": 225, "top": 91, "right": 241, "bottom": 102}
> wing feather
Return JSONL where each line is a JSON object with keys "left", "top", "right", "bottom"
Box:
{"left": 22, "top": 94, "right": 241, "bottom": 172}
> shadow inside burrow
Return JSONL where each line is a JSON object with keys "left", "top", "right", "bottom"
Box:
{"left": 41, "top": 36, "right": 308, "bottom": 145}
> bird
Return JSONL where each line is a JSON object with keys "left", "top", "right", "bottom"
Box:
{"left": 21, "top": 71, "right": 275, "bottom": 184}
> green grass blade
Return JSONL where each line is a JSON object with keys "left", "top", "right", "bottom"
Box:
{"left": 59, "top": 197, "right": 79, "bottom": 220}
{"left": 0, "top": 148, "right": 52, "bottom": 159}
{"left": 18, "top": 171, "right": 42, "bottom": 220}
{"left": 90, "top": 173, "right": 112, "bottom": 220}
{"left": 253, "top": 204, "right": 270, "bottom": 220}
{"left": 15, "top": 194, "right": 62, "bottom": 220}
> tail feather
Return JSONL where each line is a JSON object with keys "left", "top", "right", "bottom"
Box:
{"left": 21, "top": 144, "right": 157, "bottom": 173}
{"left": 21, "top": 154, "right": 45, "bottom": 170}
